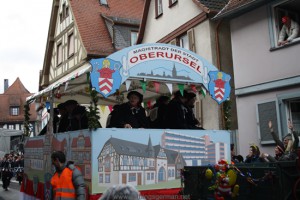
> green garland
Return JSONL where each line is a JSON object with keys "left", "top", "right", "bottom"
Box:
{"left": 23, "top": 103, "right": 31, "bottom": 137}
{"left": 223, "top": 100, "right": 232, "bottom": 130}
{"left": 87, "top": 81, "right": 101, "bottom": 130}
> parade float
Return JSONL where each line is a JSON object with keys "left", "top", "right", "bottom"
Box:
{"left": 21, "top": 43, "right": 233, "bottom": 200}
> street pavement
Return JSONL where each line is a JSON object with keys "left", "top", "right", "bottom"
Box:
{"left": 0, "top": 179, "right": 21, "bottom": 200}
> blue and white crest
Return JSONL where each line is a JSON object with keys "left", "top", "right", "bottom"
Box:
{"left": 208, "top": 71, "right": 231, "bottom": 104}
{"left": 90, "top": 58, "right": 122, "bottom": 98}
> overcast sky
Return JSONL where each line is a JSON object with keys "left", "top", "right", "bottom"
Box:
{"left": 0, "top": 0, "right": 52, "bottom": 94}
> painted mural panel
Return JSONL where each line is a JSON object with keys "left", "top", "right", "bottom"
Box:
{"left": 91, "top": 128, "right": 230, "bottom": 194}
{"left": 24, "top": 129, "right": 229, "bottom": 195}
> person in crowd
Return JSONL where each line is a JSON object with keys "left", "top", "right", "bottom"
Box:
{"left": 1, "top": 154, "right": 13, "bottom": 191}
{"left": 164, "top": 90, "right": 189, "bottom": 129}
{"left": 231, "top": 143, "right": 236, "bottom": 162}
{"left": 184, "top": 92, "right": 204, "bottom": 129}
{"left": 278, "top": 16, "right": 299, "bottom": 46}
{"left": 57, "top": 102, "right": 69, "bottom": 133}
{"left": 244, "top": 144, "right": 264, "bottom": 163}
{"left": 232, "top": 155, "right": 244, "bottom": 163}
{"left": 14, "top": 154, "right": 24, "bottom": 185}
{"left": 260, "top": 120, "right": 286, "bottom": 162}
{"left": 149, "top": 95, "right": 169, "bottom": 129}
{"left": 265, "top": 120, "right": 299, "bottom": 161}
{"left": 51, "top": 151, "right": 86, "bottom": 200}
{"left": 108, "top": 91, "right": 149, "bottom": 128}
{"left": 260, "top": 144, "right": 285, "bottom": 162}
{"left": 231, "top": 143, "right": 244, "bottom": 163}
{"left": 99, "top": 184, "right": 145, "bottom": 200}
{"left": 64, "top": 100, "right": 89, "bottom": 131}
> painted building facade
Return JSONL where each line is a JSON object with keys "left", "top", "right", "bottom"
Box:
{"left": 97, "top": 137, "right": 186, "bottom": 187}
{"left": 161, "top": 131, "right": 227, "bottom": 165}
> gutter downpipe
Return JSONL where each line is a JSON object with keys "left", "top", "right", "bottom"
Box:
{"left": 215, "top": 19, "right": 226, "bottom": 130}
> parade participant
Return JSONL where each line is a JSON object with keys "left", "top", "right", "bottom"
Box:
{"left": 51, "top": 151, "right": 86, "bottom": 200}
{"left": 64, "top": 100, "right": 89, "bottom": 131}
{"left": 57, "top": 102, "right": 69, "bottom": 133}
{"left": 164, "top": 90, "right": 189, "bottom": 129}
{"left": 149, "top": 95, "right": 169, "bottom": 128}
{"left": 1, "top": 154, "right": 13, "bottom": 191}
{"left": 106, "top": 105, "right": 120, "bottom": 128}
{"left": 184, "top": 92, "right": 204, "bottom": 129}
{"left": 108, "top": 91, "right": 149, "bottom": 128}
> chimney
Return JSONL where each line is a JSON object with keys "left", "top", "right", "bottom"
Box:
{"left": 4, "top": 79, "right": 8, "bottom": 91}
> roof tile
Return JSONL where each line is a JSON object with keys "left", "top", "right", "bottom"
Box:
{"left": 69, "top": 0, "right": 144, "bottom": 56}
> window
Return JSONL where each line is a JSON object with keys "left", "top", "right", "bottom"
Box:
{"left": 105, "top": 174, "right": 110, "bottom": 183}
{"left": 129, "top": 173, "right": 136, "bottom": 182}
{"left": 60, "top": 3, "right": 69, "bottom": 23}
{"left": 10, "top": 107, "right": 19, "bottom": 116}
{"left": 169, "top": 0, "right": 178, "bottom": 7}
{"left": 257, "top": 93, "right": 300, "bottom": 145}
{"left": 270, "top": 0, "right": 300, "bottom": 48}
{"left": 99, "top": 174, "right": 103, "bottom": 183}
{"left": 179, "top": 34, "right": 189, "bottom": 50}
{"left": 256, "top": 100, "right": 281, "bottom": 144}
{"left": 8, "top": 125, "right": 14, "bottom": 129}
{"left": 177, "top": 29, "right": 196, "bottom": 52}
{"left": 131, "top": 31, "right": 138, "bottom": 46}
{"left": 60, "top": 13, "right": 63, "bottom": 23}
{"left": 287, "top": 100, "right": 300, "bottom": 132}
{"left": 57, "top": 43, "right": 62, "bottom": 66}
{"left": 66, "top": 6, "right": 69, "bottom": 17}
{"left": 68, "top": 33, "right": 74, "bottom": 57}
{"left": 155, "top": 0, "right": 163, "bottom": 18}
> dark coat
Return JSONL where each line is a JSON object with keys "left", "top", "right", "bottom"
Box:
{"left": 164, "top": 98, "right": 188, "bottom": 129}
{"left": 149, "top": 103, "right": 168, "bottom": 129}
{"left": 108, "top": 103, "right": 149, "bottom": 128}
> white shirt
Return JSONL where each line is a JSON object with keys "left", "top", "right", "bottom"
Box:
{"left": 278, "top": 20, "right": 299, "bottom": 43}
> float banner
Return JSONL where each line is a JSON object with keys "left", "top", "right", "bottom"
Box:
{"left": 90, "top": 43, "right": 231, "bottom": 104}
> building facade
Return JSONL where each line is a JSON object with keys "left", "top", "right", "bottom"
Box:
{"left": 138, "top": 0, "right": 237, "bottom": 130}
{"left": 0, "top": 78, "right": 37, "bottom": 151}
{"left": 214, "top": 0, "right": 300, "bottom": 156}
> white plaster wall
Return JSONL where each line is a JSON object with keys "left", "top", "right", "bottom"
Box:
{"left": 230, "top": 5, "right": 300, "bottom": 157}
{"left": 230, "top": 6, "right": 300, "bottom": 89}
{"left": 141, "top": 1, "right": 221, "bottom": 129}
{"left": 142, "top": 1, "right": 203, "bottom": 43}
{"left": 236, "top": 87, "right": 300, "bottom": 157}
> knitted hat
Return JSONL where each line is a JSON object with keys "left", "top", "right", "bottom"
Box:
{"left": 282, "top": 16, "right": 289, "bottom": 24}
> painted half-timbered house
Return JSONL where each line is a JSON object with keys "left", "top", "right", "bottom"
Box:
{"left": 97, "top": 137, "right": 186, "bottom": 187}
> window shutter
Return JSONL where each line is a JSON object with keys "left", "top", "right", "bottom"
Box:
{"left": 256, "top": 100, "right": 281, "bottom": 144}
{"left": 169, "top": 39, "right": 177, "bottom": 46}
{"left": 187, "top": 29, "right": 196, "bottom": 52}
